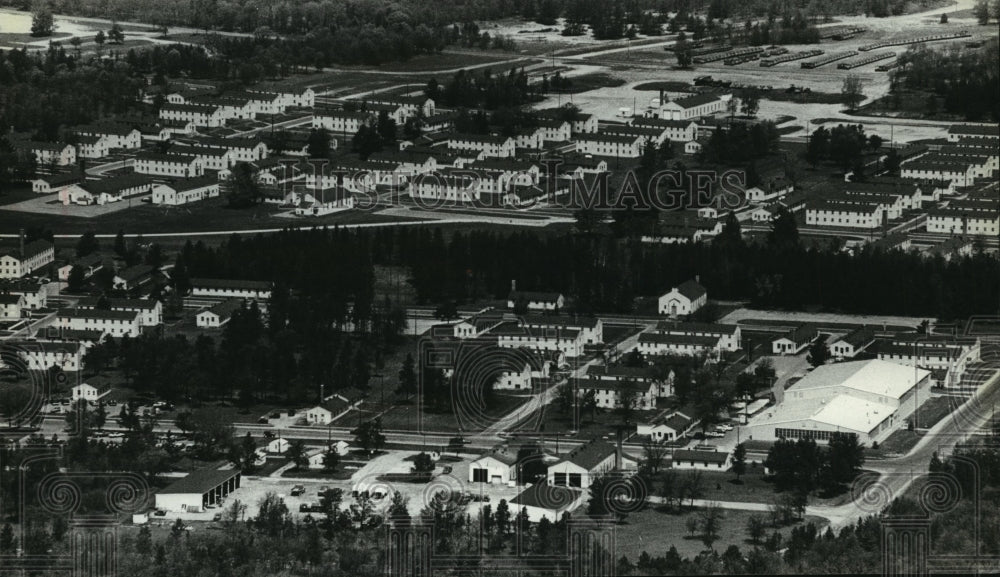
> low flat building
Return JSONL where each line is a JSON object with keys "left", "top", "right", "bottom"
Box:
{"left": 190, "top": 278, "right": 272, "bottom": 301}
{"left": 771, "top": 325, "right": 819, "bottom": 355}
{"left": 78, "top": 297, "right": 162, "bottom": 327}
{"left": 195, "top": 298, "right": 244, "bottom": 328}
{"left": 154, "top": 469, "right": 241, "bottom": 513}
{"left": 56, "top": 308, "right": 141, "bottom": 338}
{"left": 746, "top": 359, "right": 931, "bottom": 445}
{"left": 511, "top": 484, "right": 585, "bottom": 523}
{"left": 671, "top": 449, "right": 732, "bottom": 471}
{"left": 830, "top": 326, "right": 875, "bottom": 360}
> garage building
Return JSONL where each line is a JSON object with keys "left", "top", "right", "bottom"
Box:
{"left": 155, "top": 469, "right": 241, "bottom": 513}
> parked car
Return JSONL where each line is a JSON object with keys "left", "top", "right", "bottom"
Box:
{"left": 290, "top": 485, "right": 305, "bottom": 497}
{"left": 153, "top": 509, "right": 166, "bottom": 517}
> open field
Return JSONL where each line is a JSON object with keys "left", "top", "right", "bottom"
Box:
{"left": 614, "top": 507, "right": 829, "bottom": 561}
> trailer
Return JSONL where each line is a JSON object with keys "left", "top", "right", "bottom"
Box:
{"left": 694, "top": 46, "right": 764, "bottom": 64}
{"left": 816, "top": 25, "right": 866, "bottom": 40}
{"left": 760, "top": 49, "right": 824, "bottom": 67}
{"left": 800, "top": 51, "right": 858, "bottom": 69}
{"left": 837, "top": 51, "right": 896, "bottom": 70}
{"left": 858, "top": 30, "right": 972, "bottom": 52}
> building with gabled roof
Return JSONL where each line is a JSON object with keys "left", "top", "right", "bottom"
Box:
{"left": 32, "top": 171, "right": 84, "bottom": 194}
{"left": 658, "top": 278, "right": 707, "bottom": 317}
{"left": 637, "top": 411, "right": 696, "bottom": 442}
{"left": 57, "top": 308, "right": 141, "bottom": 338}
{"left": 654, "top": 321, "right": 740, "bottom": 351}
{"left": 830, "top": 326, "right": 875, "bottom": 359}
{"left": 521, "top": 314, "right": 603, "bottom": 345}
{"left": 671, "top": 449, "right": 732, "bottom": 471}
{"left": 78, "top": 297, "right": 162, "bottom": 327}
{"left": 546, "top": 439, "right": 618, "bottom": 489}
{"left": 469, "top": 446, "right": 519, "bottom": 484}
{"left": 572, "top": 377, "right": 658, "bottom": 411}
{"left": 0, "top": 239, "right": 55, "bottom": 279}
{"left": 511, "top": 483, "right": 586, "bottom": 523}
{"left": 771, "top": 324, "right": 819, "bottom": 355}
{"left": 113, "top": 264, "right": 154, "bottom": 291}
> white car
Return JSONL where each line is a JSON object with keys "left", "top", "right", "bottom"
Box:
{"left": 705, "top": 431, "right": 725, "bottom": 438}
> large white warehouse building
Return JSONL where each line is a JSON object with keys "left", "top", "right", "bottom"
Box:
{"left": 745, "top": 359, "right": 932, "bottom": 445}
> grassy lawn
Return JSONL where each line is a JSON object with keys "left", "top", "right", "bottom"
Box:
{"left": 0, "top": 31, "right": 73, "bottom": 44}
{"left": 915, "top": 395, "right": 962, "bottom": 430}
{"left": 547, "top": 72, "right": 626, "bottom": 94}
{"left": 253, "top": 458, "right": 290, "bottom": 477}
{"left": 870, "top": 429, "right": 923, "bottom": 458}
{"left": 682, "top": 469, "right": 776, "bottom": 504}
{"left": 338, "top": 392, "right": 532, "bottom": 434}
{"left": 615, "top": 507, "right": 829, "bottom": 562}
{"left": 536, "top": 408, "right": 633, "bottom": 441}
{"left": 359, "top": 51, "right": 526, "bottom": 72}
{"left": 867, "top": 396, "right": 960, "bottom": 459}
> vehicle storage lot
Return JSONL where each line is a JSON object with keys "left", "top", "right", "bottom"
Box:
{"left": 152, "top": 449, "right": 528, "bottom": 523}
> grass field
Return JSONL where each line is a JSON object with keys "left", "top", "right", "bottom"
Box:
{"left": 0, "top": 31, "right": 73, "bottom": 45}
{"left": 614, "top": 507, "right": 829, "bottom": 561}
{"left": 362, "top": 392, "right": 532, "bottom": 433}
{"left": 356, "top": 51, "right": 528, "bottom": 73}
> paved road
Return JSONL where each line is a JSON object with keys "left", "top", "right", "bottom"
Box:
{"left": 812, "top": 356, "right": 1000, "bottom": 530}
{"left": 85, "top": 158, "right": 133, "bottom": 177}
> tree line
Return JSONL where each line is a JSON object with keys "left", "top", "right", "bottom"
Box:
{"left": 165, "top": 224, "right": 998, "bottom": 323}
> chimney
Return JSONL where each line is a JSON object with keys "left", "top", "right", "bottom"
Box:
{"left": 19, "top": 228, "right": 25, "bottom": 258}
{"left": 695, "top": 274, "right": 701, "bottom": 284}
{"left": 659, "top": 89, "right": 665, "bottom": 106}
{"left": 615, "top": 429, "right": 623, "bottom": 471}
{"left": 511, "top": 279, "right": 516, "bottom": 292}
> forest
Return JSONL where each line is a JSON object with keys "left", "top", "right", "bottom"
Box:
{"left": 888, "top": 40, "right": 1000, "bottom": 122}
{"left": 169, "top": 223, "right": 999, "bottom": 322}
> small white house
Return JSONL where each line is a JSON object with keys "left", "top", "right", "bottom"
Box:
{"left": 71, "top": 382, "right": 111, "bottom": 402}
{"left": 637, "top": 412, "right": 695, "bottom": 442}
{"left": 670, "top": 449, "right": 732, "bottom": 471}
{"left": 267, "top": 438, "right": 290, "bottom": 454}
{"left": 195, "top": 299, "right": 244, "bottom": 328}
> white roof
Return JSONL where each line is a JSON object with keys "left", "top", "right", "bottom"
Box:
{"left": 789, "top": 359, "right": 928, "bottom": 401}
{"left": 810, "top": 395, "right": 896, "bottom": 434}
